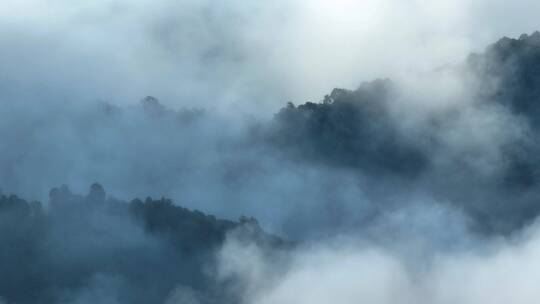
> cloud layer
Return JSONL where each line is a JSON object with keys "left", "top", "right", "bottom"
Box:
{"left": 2, "top": 2, "right": 540, "bottom": 303}
{"left": 219, "top": 220, "right": 540, "bottom": 304}
{"left": 2, "top": 0, "right": 540, "bottom": 111}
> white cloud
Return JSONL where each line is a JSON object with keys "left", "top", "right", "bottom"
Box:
{"left": 0, "top": 0, "right": 538, "bottom": 112}
{"left": 219, "top": 222, "right": 540, "bottom": 304}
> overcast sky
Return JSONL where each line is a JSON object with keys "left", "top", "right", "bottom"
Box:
{"left": 1, "top": 0, "right": 539, "bottom": 114}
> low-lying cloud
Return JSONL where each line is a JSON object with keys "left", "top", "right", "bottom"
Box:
{"left": 2, "top": 1, "right": 540, "bottom": 303}
{"left": 2, "top": 0, "right": 540, "bottom": 111}
{"left": 219, "top": 219, "right": 540, "bottom": 304}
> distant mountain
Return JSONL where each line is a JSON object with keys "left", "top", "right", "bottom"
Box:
{"left": 265, "top": 32, "right": 540, "bottom": 235}
{"left": 4, "top": 32, "right": 540, "bottom": 304}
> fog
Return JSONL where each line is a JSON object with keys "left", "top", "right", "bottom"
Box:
{"left": 2, "top": 0, "right": 540, "bottom": 110}
{"left": 219, "top": 221, "right": 540, "bottom": 304}
{"left": 2, "top": 1, "right": 540, "bottom": 303}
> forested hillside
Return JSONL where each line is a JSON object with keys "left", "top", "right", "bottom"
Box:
{"left": 0, "top": 184, "right": 285, "bottom": 304}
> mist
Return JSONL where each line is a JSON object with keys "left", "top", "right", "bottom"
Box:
{"left": 2, "top": 0, "right": 540, "bottom": 303}
{"left": 2, "top": 0, "right": 540, "bottom": 110}
{"left": 219, "top": 221, "right": 540, "bottom": 304}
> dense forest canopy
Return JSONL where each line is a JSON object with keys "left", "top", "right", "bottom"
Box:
{"left": 0, "top": 184, "right": 285, "bottom": 304}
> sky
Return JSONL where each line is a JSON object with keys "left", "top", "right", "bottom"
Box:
{"left": 1, "top": 0, "right": 540, "bottom": 114}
